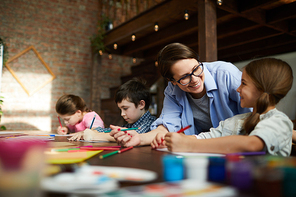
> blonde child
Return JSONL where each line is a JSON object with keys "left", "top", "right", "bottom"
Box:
{"left": 69, "top": 78, "right": 156, "bottom": 142}
{"left": 55, "top": 94, "right": 104, "bottom": 136}
{"left": 164, "top": 58, "right": 293, "bottom": 156}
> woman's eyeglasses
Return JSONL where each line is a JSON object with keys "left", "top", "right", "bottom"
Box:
{"left": 173, "top": 62, "right": 204, "bottom": 86}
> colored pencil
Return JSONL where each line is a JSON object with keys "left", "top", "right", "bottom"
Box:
{"left": 176, "top": 125, "right": 192, "bottom": 133}
{"left": 54, "top": 148, "right": 80, "bottom": 152}
{"left": 121, "top": 127, "right": 139, "bottom": 131}
{"left": 161, "top": 125, "right": 192, "bottom": 143}
{"left": 103, "top": 129, "right": 112, "bottom": 133}
{"left": 99, "top": 150, "right": 119, "bottom": 159}
{"left": 76, "top": 145, "right": 93, "bottom": 148}
{"left": 118, "top": 146, "right": 133, "bottom": 153}
{"left": 80, "top": 147, "right": 120, "bottom": 151}
{"left": 58, "top": 116, "right": 62, "bottom": 127}
{"left": 68, "top": 149, "right": 88, "bottom": 152}
{"left": 89, "top": 114, "right": 96, "bottom": 129}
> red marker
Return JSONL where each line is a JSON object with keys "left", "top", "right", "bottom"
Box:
{"left": 119, "top": 146, "right": 133, "bottom": 153}
{"left": 58, "top": 116, "right": 62, "bottom": 128}
{"left": 176, "top": 125, "right": 192, "bottom": 133}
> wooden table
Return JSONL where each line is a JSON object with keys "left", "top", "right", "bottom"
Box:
{"left": 45, "top": 136, "right": 296, "bottom": 197}
{"left": 45, "top": 136, "right": 168, "bottom": 196}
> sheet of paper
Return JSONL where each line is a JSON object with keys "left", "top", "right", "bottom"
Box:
{"left": 0, "top": 131, "right": 25, "bottom": 134}
{"left": 47, "top": 141, "right": 77, "bottom": 147}
{"left": 79, "top": 139, "right": 109, "bottom": 143}
{"left": 34, "top": 134, "right": 73, "bottom": 136}
{"left": 45, "top": 150, "right": 103, "bottom": 164}
{"left": 156, "top": 147, "right": 225, "bottom": 157}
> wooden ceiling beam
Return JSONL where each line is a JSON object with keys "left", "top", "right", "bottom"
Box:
{"left": 218, "top": 26, "right": 282, "bottom": 50}
{"left": 266, "top": 2, "right": 296, "bottom": 23}
{"left": 218, "top": 34, "right": 296, "bottom": 59}
{"left": 217, "top": 18, "right": 258, "bottom": 39}
{"left": 222, "top": 41, "right": 296, "bottom": 62}
{"left": 218, "top": 0, "right": 293, "bottom": 36}
{"left": 119, "top": 14, "right": 199, "bottom": 56}
{"left": 103, "top": 0, "right": 198, "bottom": 46}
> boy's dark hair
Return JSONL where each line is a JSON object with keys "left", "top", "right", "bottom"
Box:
{"left": 115, "top": 78, "right": 151, "bottom": 110}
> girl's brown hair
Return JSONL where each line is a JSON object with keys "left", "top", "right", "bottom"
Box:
{"left": 55, "top": 94, "right": 91, "bottom": 115}
{"left": 157, "top": 43, "right": 199, "bottom": 81}
{"left": 243, "top": 58, "right": 293, "bottom": 134}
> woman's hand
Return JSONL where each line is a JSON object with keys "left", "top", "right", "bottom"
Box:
{"left": 68, "top": 131, "right": 84, "bottom": 141}
{"left": 57, "top": 126, "right": 68, "bottom": 135}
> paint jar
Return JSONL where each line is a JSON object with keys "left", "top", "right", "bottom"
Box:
{"left": 0, "top": 138, "right": 47, "bottom": 197}
{"left": 208, "top": 157, "right": 226, "bottom": 183}
{"left": 230, "top": 160, "right": 253, "bottom": 190}
{"left": 225, "top": 154, "right": 241, "bottom": 184}
{"left": 282, "top": 167, "right": 296, "bottom": 197}
{"left": 184, "top": 157, "right": 208, "bottom": 181}
{"left": 162, "top": 155, "right": 184, "bottom": 182}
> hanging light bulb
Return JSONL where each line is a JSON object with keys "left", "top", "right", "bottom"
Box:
{"left": 217, "top": 0, "right": 222, "bottom": 5}
{"left": 108, "top": 53, "right": 112, "bottom": 59}
{"left": 155, "top": 61, "right": 158, "bottom": 67}
{"left": 99, "top": 50, "right": 103, "bottom": 55}
{"left": 131, "top": 34, "right": 136, "bottom": 41}
{"left": 154, "top": 22, "right": 159, "bottom": 31}
{"left": 113, "top": 43, "right": 117, "bottom": 50}
{"left": 133, "top": 57, "right": 136, "bottom": 63}
{"left": 184, "top": 10, "right": 189, "bottom": 20}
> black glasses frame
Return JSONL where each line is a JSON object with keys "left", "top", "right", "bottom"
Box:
{"left": 174, "top": 62, "right": 204, "bottom": 86}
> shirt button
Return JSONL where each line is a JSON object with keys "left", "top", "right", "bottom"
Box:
{"left": 270, "top": 146, "right": 275, "bottom": 151}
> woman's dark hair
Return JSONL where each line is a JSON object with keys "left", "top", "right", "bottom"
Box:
{"left": 115, "top": 78, "right": 151, "bottom": 110}
{"left": 56, "top": 94, "right": 91, "bottom": 115}
{"left": 243, "top": 58, "right": 293, "bottom": 134}
{"left": 157, "top": 43, "right": 199, "bottom": 80}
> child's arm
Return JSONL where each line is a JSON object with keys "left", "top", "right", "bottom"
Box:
{"left": 164, "top": 133, "right": 264, "bottom": 154}
{"left": 84, "top": 129, "right": 116, "bottom": 142}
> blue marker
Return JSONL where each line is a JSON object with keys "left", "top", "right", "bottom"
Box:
{"left": 89, "top": 114, "right": 96, "bottom": 129}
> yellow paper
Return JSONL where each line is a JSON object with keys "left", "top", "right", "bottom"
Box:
{"left": 46, "top": 150, "right": 103, "bottom": 164}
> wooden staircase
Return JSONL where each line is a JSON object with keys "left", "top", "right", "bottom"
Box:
{"left": 101, "top": 60, "right": 161, "bottom": 127}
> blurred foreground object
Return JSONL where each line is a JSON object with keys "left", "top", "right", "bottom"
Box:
{"left": 0, "top": 138, "right": 47, "bottom": 197}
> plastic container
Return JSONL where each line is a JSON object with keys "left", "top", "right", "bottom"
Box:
{"left": 184, "top": 157, "right": 208, "bottom": 181}
{"left": 208, "top": 157, "right": 226, "bottom": 183}
{"left": 162, "top": 155, "right": 184, "bottom": 182}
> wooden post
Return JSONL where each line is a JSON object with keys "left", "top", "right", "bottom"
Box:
{"left": 198, "top": 0, "right": 217, "bottom": 62}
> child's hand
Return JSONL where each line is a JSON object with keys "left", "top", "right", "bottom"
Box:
{"left": 109, "top": 125, "right": 140, "bottom": 147}
{"left": 164, "top": 132, "right": 195, "bottom": 152}
{"left": 84, "top": 129, "right": 98, "bottom": 141}
{"left": 151, "top": 132, "right": 167, "bottom": 149}
{"left": 57, "top": 126, "right": 68, "bottom": 135}
{"left": 68, "top": 131, "right": 84, "bottom": 141}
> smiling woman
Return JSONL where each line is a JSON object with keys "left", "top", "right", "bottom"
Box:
{"left": 111, "top": 43, "right": 252, "bottom": 149}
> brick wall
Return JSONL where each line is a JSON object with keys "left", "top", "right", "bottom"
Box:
{"left": 0, "top": 0, "right": 134, "bottom": 132}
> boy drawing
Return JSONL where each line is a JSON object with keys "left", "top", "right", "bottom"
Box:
{"left": 69, "top": 78, "right": 156, "bottom": 142}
